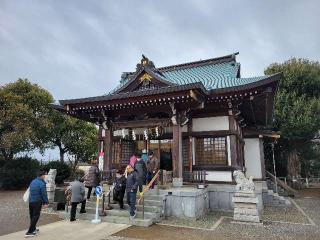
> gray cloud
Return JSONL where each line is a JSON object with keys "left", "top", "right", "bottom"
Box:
{"left": 1, "top": 0, "right": 319, "bottom": 100}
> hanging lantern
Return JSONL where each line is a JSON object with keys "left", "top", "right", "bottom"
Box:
{"left": 121, "top": 129, "right": 126, "bottom": 139}
{"left": 132, "top": 129, "right": 136, "bottom": 141}
{"left": 144, "top": 129, "right": 148, "bottom": 140}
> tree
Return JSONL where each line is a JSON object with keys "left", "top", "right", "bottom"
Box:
{"left": 46, "top": 110, "right": 98, "bottom": 163}
{"left": 0, "top": 79, "right": 53, "bottom": 161}
{"left": 265, "top": 59, "right": 320, "bottom": 184}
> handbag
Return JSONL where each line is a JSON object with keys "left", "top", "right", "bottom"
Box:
{"left": 23, "top": 187, "right": 30, "bottom": 203}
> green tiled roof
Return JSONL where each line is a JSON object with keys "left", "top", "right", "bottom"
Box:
{"left": 107, "top": 55, "right": 274, "bottom": 95}
{"left": 160, "top": 61, "right": 241, "bottom": 90}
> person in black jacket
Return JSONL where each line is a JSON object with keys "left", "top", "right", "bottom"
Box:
{"left": 134, "top": 153, "right": 147, "bottom": 193}
{"left": 113, "top": 169, "right": 126, "bottom": 209}
{"left": 125, "top": 165, "right": 138, "bottom": 220}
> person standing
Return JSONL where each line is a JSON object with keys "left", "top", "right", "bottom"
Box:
{"left": 112, "top": 169, "right": 126, "bottom": 209}
{"left": 129, "top": 153, "right": 137, "bottom": 168}
{"left": 84, "top": 160, "right": 100, "bottom": 200}
{"left": 25, "top": 171, "right": 49, "bottom": 238}
{"left": 67, "top": 176, "right": 86, "bottom": 222}
{"left": 141, "top": 149, "right": 148, "bottom": 165}
{"left": 134, "top": 153, "right": 147, "bottom": 193}
{"left": 146, "top": 151, "right": 159, "bottom": 188}
{"left": 125, "top": 165, "right": 138, "bottom": 220}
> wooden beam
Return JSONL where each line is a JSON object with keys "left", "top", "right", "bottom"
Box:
{"left": 113, "top": 118, "right": 170, "bottom": 129}
{"left": 182, "top": 130, "right": 240, "bottom": 138}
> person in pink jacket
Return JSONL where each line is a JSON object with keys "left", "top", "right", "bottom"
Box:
{"left": 129, "top": 153, "right": 137, "bottom": 168}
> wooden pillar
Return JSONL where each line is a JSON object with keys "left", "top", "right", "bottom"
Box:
{"left": 103, "top": 126, "right": 113, "bottom": 171}
{"left": 172, "top": 122, "right": 182, "bottom": 178}
{"left": 188, "top": 119, "right": 193, "bottom": 173}
{"left": 229, "top": 114, "right": 238, "bottom": 167}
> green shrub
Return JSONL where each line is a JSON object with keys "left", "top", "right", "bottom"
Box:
{"left": 73, "top": 168, "right": 85, "bottom": 179}
{"left": 42, "top": 161, "right": 71, "bottom": 184}
{"left": 1, "top": 157, "right": 40, "bottom": 190}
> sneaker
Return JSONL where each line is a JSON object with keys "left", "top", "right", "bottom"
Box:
{"left": 36, "top": 229, "right": 39, "bottom": 233}
{"left": 70, "top": 219, "right": 76, "bottom": 222}
{"left": 79, "top": 210, "right": 86, "bottom": 214}
{"left": 129, "top": 216, "right": 134, "bottom": 221}
{"left": 25, "top": 232, "right": 37, "bottom": 238}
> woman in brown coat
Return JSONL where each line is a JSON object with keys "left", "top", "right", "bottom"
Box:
{"left": 84, "top": 160, "right": 100, "bottom": 200}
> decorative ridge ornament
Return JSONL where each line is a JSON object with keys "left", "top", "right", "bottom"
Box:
{"left": 140, "top": 73, "right": 152, "bottom": 82}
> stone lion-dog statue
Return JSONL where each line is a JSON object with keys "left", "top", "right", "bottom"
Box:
{"left": 233, "top": 170, "right": 255, "bottom": 192}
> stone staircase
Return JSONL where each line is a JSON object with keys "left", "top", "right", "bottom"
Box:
{"left": 58, "top": 190, "right": 165, "bottom": 227}
{"left": 262, "top": 179, "right": 291, "bottom": 207}
{"left": 263, "top": 189, "right": 291, "bottom": 207}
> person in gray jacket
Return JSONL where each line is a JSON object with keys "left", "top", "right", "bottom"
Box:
{"left": 67, "top": 176, "right": 86, "bottom": 221}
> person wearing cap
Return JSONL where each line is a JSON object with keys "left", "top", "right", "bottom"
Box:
{"left": 25, "top": 171, "right": 49, "bottom": 238}
{"left": 125, "top": 165, "right": 138, "bottom": 220}
{"left": 67, "top": 176, "right": 86, "bottom": 222}
{"left": 112, "top": 169, "right": 126, "bottom": 209}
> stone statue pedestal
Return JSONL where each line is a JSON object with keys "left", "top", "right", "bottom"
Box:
{"left": 45, "top": 169, "right": 57, "bottom": 205}
{"left": 232, "top": 191, "right": 262, "bottom": 225}
{"left": 172, "top": 178, "right": 183, "bottom": 187}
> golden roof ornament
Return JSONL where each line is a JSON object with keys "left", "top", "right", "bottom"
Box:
{"left": 140, "top": 73, "right": 152, "bottom": 82}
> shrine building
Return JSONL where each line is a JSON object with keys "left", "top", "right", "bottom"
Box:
{"left": 53, "top": 53, "right": 280, "bottom": 184}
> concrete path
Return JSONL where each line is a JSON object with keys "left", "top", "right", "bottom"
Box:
{"left": 0, "top": 220, "right": 129, "bottom": 240}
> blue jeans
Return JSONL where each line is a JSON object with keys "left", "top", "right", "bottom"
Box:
{"left": 126, "top": 192, "right": 137, "bottom": 216}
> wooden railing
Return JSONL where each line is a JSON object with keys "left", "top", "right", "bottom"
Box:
{"left": 138, "top": 170, "right": 161, "bottom": 205}
{"left": 266, "top": 170, "right": 299, "bottom": 197}
{"left": 183, "top": 170, "right": 207, "bottom": 184}
{"left": 101, "top": 169, "right": 117, "bottom": 184}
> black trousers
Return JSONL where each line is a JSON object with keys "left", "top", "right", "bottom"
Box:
{"left": 86, "top": 187, "right": 95, "bottom": 199}
{"left": 113, "top": 189, "right": 125, "bottom": 209}
{"left": 70, "top": 200, "right": 86, "bottom": 221}
{"left": 28, "top": 201, "right": 42, "bottom": 233}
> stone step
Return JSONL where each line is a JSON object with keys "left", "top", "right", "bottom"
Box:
{"left": 59, "top": 211, "right": 154, "bottom": 227}
{"left": 107, "top": 209, "right": 160, "bottom": 220}
{"left": 143, "top": 199, "right": 163, "bottom": 207}
{"left": 66, "top": 206, "right": 159, "bottom": 219}
{"left": 234, "top": 208, "right": 259, "bottom": 216}
{"left": 143, "top": 194, "right": 165, "bottom": 201}
{"left": 233, "top": 213, "right": 260, "bottom": 223}
{"left": 110, "top": 203, "right": 162, "bottom": 213}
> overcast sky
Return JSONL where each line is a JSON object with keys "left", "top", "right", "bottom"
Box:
{"left": 1, "top": 0, "right": 319, "bottom": 101}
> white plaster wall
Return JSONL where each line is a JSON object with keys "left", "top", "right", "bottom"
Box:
{"left": 192, "top": 117, "right": 229, "bottom": 132}
{"left": 206, "top": 171, "right": 232, "bottom": 182}
{"left": 244, "top": 138, "right": 263, "bottom": 179}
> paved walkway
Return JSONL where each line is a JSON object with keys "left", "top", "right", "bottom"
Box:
{"left": 0, "top": 220, "right": 129, "bottom": 240}
{"left": 0, "top": 191, "right": 60, "bottom": 236}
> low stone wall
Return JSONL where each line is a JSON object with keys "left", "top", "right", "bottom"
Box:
{"left": 160, "top": 182, "right": 265, "bottom": 219}
{"left": 162, "top": 188, "right": 209, "bottom": 219}
{"left": 207, "top": 183, "right": 264, "bottom": 212}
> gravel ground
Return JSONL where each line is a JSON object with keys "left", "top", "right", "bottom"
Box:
{"left": 0, "top": 190, "right": 60, "bottom": 236}
{"left": 113, "top": 189, "right": 320, "bottom": 240}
